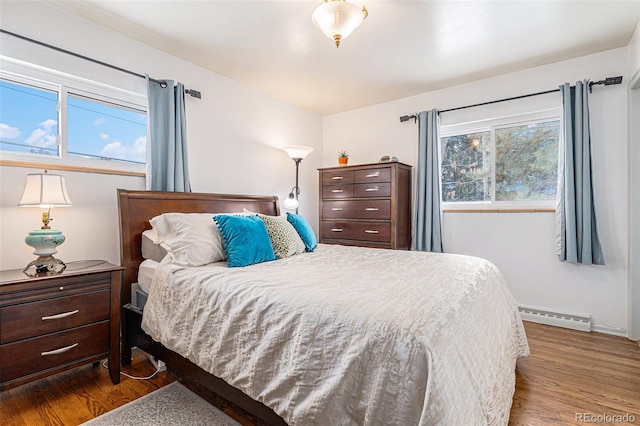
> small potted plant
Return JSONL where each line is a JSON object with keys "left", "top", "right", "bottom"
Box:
{"left": 338, "top": 150, "right": 349, "bottom": 166}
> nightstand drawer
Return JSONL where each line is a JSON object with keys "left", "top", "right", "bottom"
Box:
{"left": 322, "top": 221, "right": 391, "bottom": 242}
{"left": 354, "top": 182, "right": 391, "bottom": 198}
{"left": 322, "top": 185, "right": 355, "bottom": 199}
{"left": 323, "top": 200, "right": 391, "bottom": 220}
{"left": 354, "top": 167, "right": 391, "bottom": 183}
{"left": 0, "top": 290, "right": 110, "bottom": 344}
{"left": 0, "top": 321, "right": 109, "bottom": 383}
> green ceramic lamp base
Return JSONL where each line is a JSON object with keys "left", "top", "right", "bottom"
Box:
{"left": 23, "top": 229, "right": 66, "bottom": 276}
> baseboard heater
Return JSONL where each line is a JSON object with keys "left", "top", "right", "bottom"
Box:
{"left": 518, "top": 305, "right": 591, "bottom": 332}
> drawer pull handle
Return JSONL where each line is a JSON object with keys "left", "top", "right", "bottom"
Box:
{"left": 331, "top": 189, "right": 344, "bottom": 193}
{"left": 331, "top": 176, "right": 344, "bottom": 180}
{"left": 42, "top": 310, "right": 79, "bottom": 321}
{"left": 330, "top": 228, "right": 343, "bottom": 232}
{"left": 364, "top": 230, "right": 379, "bottom": 234}
{"left": 365, "top": 172, "right": 380, "bottom": 178}
{"left": 365, "top": 187, "right": 379, "bottom": 192}
{"left": 331, "top": 208, "right": 343, "bottom": 211}
{"left": 41, "top": 343, "right": 78, "bottom": 356}
{"left": 365, "top": 208, "right": 379, "bottom": 211}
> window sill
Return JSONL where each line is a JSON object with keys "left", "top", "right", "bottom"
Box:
{"left": 443, "top": 207, "right": 555, "bottom": 213}
{"left": 0, "top": 159, "right": 145, "bottom": 177}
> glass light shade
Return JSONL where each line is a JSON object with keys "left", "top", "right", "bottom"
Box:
{"left": 18, "top": 173, "right": 72, "bottom": 208}
{"left": 283, "top": 193, "right": 300, "bottom": 210}
{"left": 312, "top": 0, "right": 368, "bottom": 47}
{"left": 282, "top": 145, "right": 314, "bottom": 160}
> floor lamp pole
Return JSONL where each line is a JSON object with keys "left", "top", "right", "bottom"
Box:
{"left": 294, "top": 158, "right": 301, "bottom": 214}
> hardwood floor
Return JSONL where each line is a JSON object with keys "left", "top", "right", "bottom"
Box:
{"left": 1, "top": 321, "right": 638, "bottom": 425}
{"left": 510, "top": 322, "right": 640, "bottom": 425}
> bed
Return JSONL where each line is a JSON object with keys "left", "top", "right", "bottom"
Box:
{"left": 117, "top": 189, "right": 529, "bottom": 425}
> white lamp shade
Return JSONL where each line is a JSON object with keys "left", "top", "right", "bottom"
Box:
{"left": 283, "top": 194, "right": 300, "bottom": 210}
{"left": 18, "top": 173, "right": 72, "bottom": 208}
{"left": 312, "top": 1, "right": 367, "bottom": 44}
{"left": 283, "top": 145, "right": 314, "bottom": 160}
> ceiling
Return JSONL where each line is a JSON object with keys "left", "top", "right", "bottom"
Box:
{"left": 47, "top": 1, "right": 640, "bottom": 116}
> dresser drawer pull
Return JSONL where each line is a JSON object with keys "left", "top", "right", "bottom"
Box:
{"left": 41, "top": 343, "right": 78, "bottom": 356}
{"left": 331, "top": 176, "right": 344, "bottom": 180}
{"left": 331, "top": 189, "right": 344, "bottom": 193}
{"left": 365, "top": 172, "right": 380, "bottom": 178}
{"left": 364, "top": 230, "right": 379, "bottom": 234}
{"left": 42, "top": 310, "right": 79, "bottom": 321}
{"left": 331, "top": 208, "right": 343, "bottom": 211}
{"left": 365, "top": 208, "right": 379, "bottom": 211}
{"left": 330, "top": 228, "right": 343, "bottom": 232}
{"left": 364, "top": 187, "right": 379, "bottom": 192}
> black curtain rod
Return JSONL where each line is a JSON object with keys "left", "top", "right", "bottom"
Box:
{"left": 399, "top": 76, "right": 623, "bottom": 123}
{"left": 1, "top": 29, "right": 202, "bottom": 99}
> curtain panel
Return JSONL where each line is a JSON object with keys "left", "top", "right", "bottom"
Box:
{"left": 414, "top": 109, "right": 443, "bottom": 253}
{"left": 556, "top": 81, "right": 604, "bottom": 265}
{"left": 146, "top": 76, "right": 191, "bottom": 192}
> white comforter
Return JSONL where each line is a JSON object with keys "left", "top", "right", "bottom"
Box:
{"left": 142, "top": 244, "right": 529, "bottom": 425}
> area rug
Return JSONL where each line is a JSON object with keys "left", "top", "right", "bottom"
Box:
{"left": 82, "top": 382, "right": 241, "bottom": 425}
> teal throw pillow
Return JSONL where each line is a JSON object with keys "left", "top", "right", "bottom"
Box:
{"left": 286, "top": 212, "right": 317, "bottom": 252}
{"left": 213, "top": 215, "right": 276, "bottom": 267}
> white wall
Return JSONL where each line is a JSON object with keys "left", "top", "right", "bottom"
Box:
{"left": 0, "top": 1, "right": 322, "bottom": 270}
{"left": 323, "top": 49, "right": 630, "bottom": 335}
{"left": 628, "top": 22, "right": 640, "bottom": 339}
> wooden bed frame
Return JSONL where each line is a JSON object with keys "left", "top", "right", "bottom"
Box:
{"left": 117, "top": 189, "right": 287, "bottom": 425}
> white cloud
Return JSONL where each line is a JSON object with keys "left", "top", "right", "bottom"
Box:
{"left": 100, "top": 135, "right": 146, "bottom": 163}
{"left": 25, "top": 119, "right": 58, "bottom": 148}
{"left": 100, "top": 133, "right": 109, "bottom": 140}
{"left": 0, "top": 123, "right": 21, "bottom": 139}
{"left": 94, "top": 117, "right": 106, "bottom": 125}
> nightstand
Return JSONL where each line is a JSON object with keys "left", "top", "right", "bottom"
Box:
{"left": 0, "top": 260, "right": 122, "bottom": 390}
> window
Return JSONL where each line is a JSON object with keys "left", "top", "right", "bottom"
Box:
{"left": 0, "top": 60, "right": 146, "bottom": 173}
{"left": 440, "top": 111, "right": 560, "bottom": 208}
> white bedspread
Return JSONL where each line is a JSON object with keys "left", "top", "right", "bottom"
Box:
{"left": 142, "top": 244, "right": 529, "bottom": 425}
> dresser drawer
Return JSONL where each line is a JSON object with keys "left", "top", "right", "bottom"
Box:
{"left": 0, "top": 321, "right": 109, "bottom": 383}
{"left": 354, "top": 167, "right": 391, "bottom": 183}
{"left": 0, "top": 290, "right": 110, "bottom": 344}
{"left": 322, "top": 170, "right": 354, "bottom": 185}
{"left": 323, "top": 200, "right": 391, "bottom": 220}
{"left": 322, "top": 221, "right": 391, "bottom": 243}
{"left": 322, "top": 185, "right": 354, "bottom": 199}
{"left": 354, "top": 182, "right": 391, "bottom": 198}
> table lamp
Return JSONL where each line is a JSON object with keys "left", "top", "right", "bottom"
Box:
{"left": 18, "top": 171, "right": 72, "bottom": 275}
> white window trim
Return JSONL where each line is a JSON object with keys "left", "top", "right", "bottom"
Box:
{"left": 440, "top": 108, "right": 561, "bottom": 210}
{"left": 0, "top": 56, "right": 147, "bottom": 175}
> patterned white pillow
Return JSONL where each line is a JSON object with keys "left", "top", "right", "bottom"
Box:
{"left": 257, "top": 213, "right": 306, "bottom": 259}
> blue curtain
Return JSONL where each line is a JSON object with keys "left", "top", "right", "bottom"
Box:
{"left": 556, "top": 81, "right": 604, "bottom": 265}
{"left": 414, "top": 109, "right": 443, "bottom": 252}
{"left": 146, "top": 76, "right": 191, "bottom": 192}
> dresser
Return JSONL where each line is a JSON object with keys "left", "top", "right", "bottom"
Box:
{"left": 0, "top": 261, "right": 122, "bottom": 390}
{"left": 319, "top": 162, "right": 412, "bottom": 249}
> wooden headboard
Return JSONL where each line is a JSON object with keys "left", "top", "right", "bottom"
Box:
{"left": 117, "top": 189, "right": 280, "bottom": 305}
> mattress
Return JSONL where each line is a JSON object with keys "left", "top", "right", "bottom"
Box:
{"left": 142, "top": 243, "right": 529, "bottom": 425}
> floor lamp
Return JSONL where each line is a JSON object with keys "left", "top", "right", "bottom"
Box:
{"left": 282, "top": 145, "right": 314, "bottom": 213}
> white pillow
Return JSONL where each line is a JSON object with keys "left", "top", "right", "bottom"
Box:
{"left": 149, "top": 212, "right": 226, "bottom": 266}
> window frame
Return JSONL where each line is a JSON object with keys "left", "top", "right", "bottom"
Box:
{"left": 0, "top": 57, "right": 147, "bottom": 175}
{"left": 440, "top": 108, "right": 561, "bottom": 211}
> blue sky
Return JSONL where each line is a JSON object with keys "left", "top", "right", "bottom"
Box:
{"left": 0, "top": 80, "right": 146, "bottom": 164}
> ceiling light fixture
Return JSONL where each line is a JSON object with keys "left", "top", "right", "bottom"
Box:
{"left": 312, "top": 0, "right": 368, "bottom": 48}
